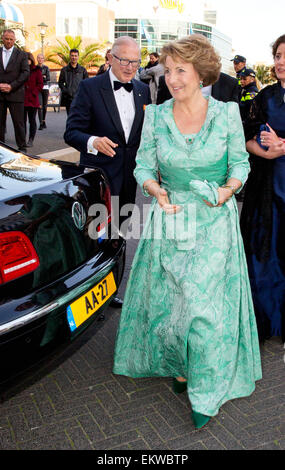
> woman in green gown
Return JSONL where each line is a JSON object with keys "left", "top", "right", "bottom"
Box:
{"left": 113, "top": 35, "right": 262, "bottom": 429}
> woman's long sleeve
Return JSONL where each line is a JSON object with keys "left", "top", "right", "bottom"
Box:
{"left": 134, "top": 104, "right": 158, "bottom": 196}
{"left": 227, "top": 101, "right": 250, "bottom": 192}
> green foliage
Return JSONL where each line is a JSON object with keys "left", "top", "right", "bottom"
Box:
{"left": 254, "top": 64, "right": 273, "bottom": 85}
{"left": 140, "top": 47, "right": 150, "bottom": 67}
{"left": 45, "top": 35, "right": 107, "bottom": 68}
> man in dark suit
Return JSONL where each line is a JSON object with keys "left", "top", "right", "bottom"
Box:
{"left": 0, "top": 29, "right": 30, "bottom": 151}
{"left": 64, "top": 36, "right": 151, "bottom": 307}
{"left": 157, "top": 71, "right": 239, "bottom": 105}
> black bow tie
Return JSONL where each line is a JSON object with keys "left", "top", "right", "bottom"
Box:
{"left": 114, "top": 81, "right": 133, "bottom": 92}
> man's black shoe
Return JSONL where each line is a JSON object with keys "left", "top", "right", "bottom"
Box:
{"left": 110, "top": 297, "right": 123, "bottom": 308}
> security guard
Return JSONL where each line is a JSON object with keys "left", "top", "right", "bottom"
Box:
{"left": 236, "top": 67, "right": 259, "bottom": 202}
{"left": 239, "top": 68, "right": 259, "bottom": 123}
{"left": 231, "top": 54, "right": 247, "bottom": 85}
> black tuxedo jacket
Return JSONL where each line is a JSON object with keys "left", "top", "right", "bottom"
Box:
{"left": 156, "top": 72, "right": 239, "bottom": 105}
{"left": 0, "top": 47, "right": 29, "bottom": 102}
{"left": 64, "top": 71, "right": 151, "bottom": 200}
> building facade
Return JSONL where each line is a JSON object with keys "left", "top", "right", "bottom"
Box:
{"left": 112, "top": 0, "right": 233, "bottom": 75}
{"left": 191, "top": 23, "right": 233, "bottom": 75}
{"left": 1, "top": 1, "right": 115, "bottom": 54}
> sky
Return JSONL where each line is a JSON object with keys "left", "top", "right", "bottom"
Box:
{"left": 109, "top": 0, "right": 285, "bottom": 66}
{"left": 214, "top": 0, "right": 285, "bottom": 65}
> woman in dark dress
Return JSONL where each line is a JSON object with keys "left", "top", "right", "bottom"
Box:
{"left": 24, "top": 52, "right": 43, "bottom": 147}
{"left": 240, "top": 34, "right": 285, "bottom": 342}
{"left": 37, "top": 53, "right": 50, "bottom": 130}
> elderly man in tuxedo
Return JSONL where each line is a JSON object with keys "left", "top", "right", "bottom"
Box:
{"left": 0, "top": 29, "right": 30, "bottom": 151}
{"left": 64, "top": 36, "right": 151, "bottom": 307}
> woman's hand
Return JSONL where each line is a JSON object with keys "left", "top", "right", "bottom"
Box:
{"left": 203, "top": 187, "right": 233, "bottom": 207}
{"left": 266, "top": 140, "right": 285, "bottom": 159}
{"left": 156, "top": 188, "right": 181, "bottom": 214}
{"left": 143, "top": 180, "right": 181, "bottom": 214}
{"left": 260, "top": 123, "right": 279, "bottom": 147}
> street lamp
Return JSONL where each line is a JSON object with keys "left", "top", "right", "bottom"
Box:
{"left": 37, "top": 22, "right": 48, "bottom": 55}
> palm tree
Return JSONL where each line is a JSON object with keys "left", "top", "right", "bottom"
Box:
{"left": 140, "top": 47, "right": 150, "bottom": 67}
{"left": 45, "top": 35, "right": 107, "bottom": 69}
{"left": 254, "top": 64, "right": 272, "bottom": 85}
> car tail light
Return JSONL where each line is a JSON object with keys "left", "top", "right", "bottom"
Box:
{"left": 0, "top": 231, "right": 39, "bottom": 284}
{"left": 96, "top": 184, "right": 112, "bottom": 244}
{"left": 103, "top": 185, "right": 112, "bottom": 224}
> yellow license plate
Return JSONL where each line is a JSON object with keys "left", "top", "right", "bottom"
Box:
{"left": 67, "top": 272, "right": 117, "bottom": 331}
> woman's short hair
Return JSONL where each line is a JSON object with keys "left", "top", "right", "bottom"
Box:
{"left": 160, "top": 34, "right": 221, "bottom": 87}
{"left": 26, "top": 52, "right": 35, "bottom": 67}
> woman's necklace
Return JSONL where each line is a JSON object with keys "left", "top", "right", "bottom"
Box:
{"left": 185, "top": 136, "right": 194, "bottom": 145}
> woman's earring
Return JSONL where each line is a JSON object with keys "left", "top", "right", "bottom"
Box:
{"left": 199, "top": 80, "right": 203, "bottom": 89}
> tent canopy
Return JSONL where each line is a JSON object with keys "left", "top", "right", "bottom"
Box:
{"left": 0, "top": 2, "right": 24, "bottom": 24}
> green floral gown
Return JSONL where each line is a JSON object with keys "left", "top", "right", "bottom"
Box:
{"left": 113, "top": 97, "right": 262, "bottom": 417}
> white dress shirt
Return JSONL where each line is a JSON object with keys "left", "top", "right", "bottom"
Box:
{"left": 87, "top": 68, "right": 136, "bottom": 155}
{"left": 2, "top": 46, "right": 14, "bottom": 70}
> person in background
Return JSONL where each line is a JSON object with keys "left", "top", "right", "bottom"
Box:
{"left": 37, "top": 53, "right": 50, "bottom": 130}
{"left": 139, "top": 52, "right": 159, "bottom": 84}
{"left": 143, "top": 52, "right": 160, "bottom": 75}
{"left": 231, "top": 54, "right": 247, "bottom": 87}
{"left": 0, "top": 29, "right": 29, "bottom": 151}
{"left": 58, "top": 49, "right": 88, "bottom": 114}
{"left": 239, "top": 68, "right": 259, "bottom": 124}
{"left": 240, "top": 34, "right": 285, "bottom": 343}
{"left": 113, "top": 34, "right": 262, "bottom": 429}
{"left": 24, "top": 52, "right": 43, "bottom": 147}
{"left": 236, "top": 67, "right": 259, "bottom": 202}
{"left": 97, "top": 49, "right": 111, "bottom": 76}
{"left": 139, "top": 52, "right": 164, "bottom": 103}
{"left": 147, "top": 52, "right": 159, "bottom": 68}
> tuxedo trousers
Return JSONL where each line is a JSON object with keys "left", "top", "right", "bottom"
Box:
{"left": 0, "top": 99, "right": 26, "bottom": 149}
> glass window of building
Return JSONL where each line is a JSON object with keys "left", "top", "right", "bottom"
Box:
{"left": 64, "top": 18, "right": 69, "bottom": 35}
{"left": 77, "top": 18, "right": 83, "bottom": 36}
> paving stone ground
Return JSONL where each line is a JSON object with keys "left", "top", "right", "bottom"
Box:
{"left": 1, "top": 110, "right": 285, "bottom": 451}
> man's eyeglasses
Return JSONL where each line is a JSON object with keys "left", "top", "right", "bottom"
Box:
{"left": 112, "top": 53, "right": 141, "bottom": 69}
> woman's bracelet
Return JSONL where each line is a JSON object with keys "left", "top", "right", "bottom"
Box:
{"left": 221, "top": 184, "right": 237, "bottom": 196}
{"left": 143, "top": 180, "right": 158, "bottom": 195}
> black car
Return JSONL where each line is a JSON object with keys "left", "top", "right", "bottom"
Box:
{"left": 0, "top": 143, "right": 125, "bottom": 387}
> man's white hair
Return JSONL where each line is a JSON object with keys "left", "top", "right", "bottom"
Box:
{"left": 111, "top": 36, "right": 140, "bottom": 57}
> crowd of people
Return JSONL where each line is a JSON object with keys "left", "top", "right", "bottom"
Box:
{"left": 1, "top": 27, "right": 285, "bottom": 430}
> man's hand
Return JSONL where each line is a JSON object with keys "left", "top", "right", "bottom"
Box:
{"left": 0, "top": 83, "right": 12, "bottom": 93}
{"left": 93, "top": 137, "right": 118, "bottom": 157}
